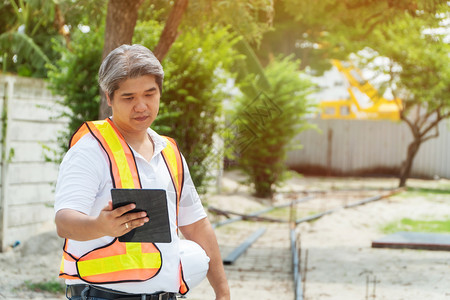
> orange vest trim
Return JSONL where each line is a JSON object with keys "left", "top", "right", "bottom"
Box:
{"left": 178, "top": 264, "right": 189, "bottom": 295}
{"left": 161, "top": 137, "right": 184, "bottom": 227}
{"left": 59, "top": 239, "right": 80, "bottom": 280}
{"left": 160, "top": 137, "right": 189, "bottom": 294}
{"left": 60, "top": 119, "right": 189, "bottom": 292}
{"left": 76, "top": 239, "right": 162, "bottom": 284}
{"left": 70, "top": 119, "right": 141, "bottom": 189}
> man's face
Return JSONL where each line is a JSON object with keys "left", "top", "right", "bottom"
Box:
{"left": 107, "top": 75, "right": 160, "bottom": 134}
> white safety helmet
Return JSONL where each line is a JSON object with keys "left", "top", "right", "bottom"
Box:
{"left": 179, "top": 239, "right": 210, "bottom": 291}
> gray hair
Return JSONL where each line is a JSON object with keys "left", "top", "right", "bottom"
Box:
{"left": 98, "top": 44, "right": 164, "bottom": 99}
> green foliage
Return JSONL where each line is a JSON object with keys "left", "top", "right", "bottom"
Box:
{"left": 0, "top": 0, "right": 107, "bottom": 77}
{"left": 254, "top": 0, "right": 448, "bottom": 74}
{"left": 381, "top": 218, "right": 450, "bottom": 234}
{"left": 233, "top": 56, "right": 315, "bottom": 198}
{"left": 0, "top": 0, "right": 62, "bottom": 77}
{"left": 368, "top": 11, "right": 450, "bottom": 111}
{"left": 134, "top": 21, "right": 241, "bottom": 192}
{"left": 185, "top": 0, "right": 274, "bottom": 46}
{"left": 349, "top": 4, "right": 450, "bottom": 186}
{"left": 0, "top": 31, "right": 53, "bottom": 76}
{"left": 395, "top": 187, "right": 450, "bottom": 199}
{"left": 46, "top": 27, "right": 103, "bottom": 160}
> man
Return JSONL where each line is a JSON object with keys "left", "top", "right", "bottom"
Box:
{"left": 55, "top": 44, "right": 230, "bottom": 300}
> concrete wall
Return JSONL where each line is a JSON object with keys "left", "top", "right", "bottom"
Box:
{"left": 287, "top": 118, "right": 450, "bottom": 179}
{"left": 0, "top": 74, "right": 68, "bottom": 251}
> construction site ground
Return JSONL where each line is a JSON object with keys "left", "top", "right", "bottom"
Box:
{"left": 0, "top": 171, "right": 449, "bottom": 300}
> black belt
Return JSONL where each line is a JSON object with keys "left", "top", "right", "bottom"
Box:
{"left": 67, "top": 284, "right": 177, "bottom": 300}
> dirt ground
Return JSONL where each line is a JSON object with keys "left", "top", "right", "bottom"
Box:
{"left": 1, "top": 171, "right": 449, "bottom": 300}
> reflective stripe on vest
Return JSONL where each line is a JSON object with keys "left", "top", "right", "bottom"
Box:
{"left": 161, "top": 136, "right": 184, "bottom": 225}
{"left": 60, "top": 119, "right": 189, "bottom": 293}
{"left": 69, "top": 118, "right": 141, "bottom": 189}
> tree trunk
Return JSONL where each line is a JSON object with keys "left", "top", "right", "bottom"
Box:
{"left": 153, "top": 0, "right": 189, "bottom": 61}
{"left": 398, "top": 139, "right": 421, "bottom": 187}
{"left": 98, "top": 0, "right": 144, "bottom": 119}
{"left": 54, "top": 4, "right": 71, "bottom": 49}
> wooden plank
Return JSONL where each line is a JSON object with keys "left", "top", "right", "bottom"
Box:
{"left": 372, "top": 231, "right": 450, "bottom": 251}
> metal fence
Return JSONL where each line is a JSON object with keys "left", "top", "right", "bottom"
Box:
{"left": 287, "top": 118, "right": 450, "bottom": 179}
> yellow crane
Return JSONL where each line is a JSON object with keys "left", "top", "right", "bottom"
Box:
{"left": 319, "top": 60, "right": 402, "bottom": 121}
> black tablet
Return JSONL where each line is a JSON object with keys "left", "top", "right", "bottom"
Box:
{"left": 111, "top": 189, "right": 172, "bottom": 243}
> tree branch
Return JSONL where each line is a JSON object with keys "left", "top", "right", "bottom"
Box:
{"left": 421, "top": 125, "right": 439, "bottom": 143}
{"left": 153, "top": 0, "right": 189, "bottom": 61}
{"left": 420, "top": 109, "right": 443, "bottom": 139}
{"left": 400, "top": 113, "right": 417, "bottom": 136}
{"left": 417, "top": 104, "right": 435, "bottom": 130}
{"left": 54, "top": 3, "right": 71, "bottom": 49}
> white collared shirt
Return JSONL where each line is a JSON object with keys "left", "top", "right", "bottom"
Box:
{"left": 54, "top": 127, "right": 207, "bottom": 293}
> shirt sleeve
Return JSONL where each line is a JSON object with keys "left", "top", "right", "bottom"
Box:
{"left": 54, "top": 135, "right": 108, "bottom": 215}
{"left": 177, "top": 154, "right": 207, "bottom": 227}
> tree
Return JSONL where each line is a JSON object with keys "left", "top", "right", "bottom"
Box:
{"left": 98, "top": 0, "right": 145, "bottom": 118}
{"left": 254, "top": 0, "right": 447, "bottom": 73}
{"left": 357, "top": 8, "right": 450, "bottom": 187}
{"left": 152, "top": 0, "right": 188, "bottom": 61}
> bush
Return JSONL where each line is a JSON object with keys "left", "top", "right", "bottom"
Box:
{"left": 46, "top": 27, "right": 103, "bottom": 160}
{"left": 233, "top": 55, "right": 315, "bottom": 198}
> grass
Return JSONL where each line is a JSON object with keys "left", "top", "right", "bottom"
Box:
{"left": 394, "top": 185, "right": 450, "bottom": 200}
{"left": 383, "top": 183, "right": 450, "bottom": 234}
{"left": 408, "top": 187, "right": 450, "bottom": 195}
{"left": 22, "top": 280, "right": 65, "bottom": 294}
{"left": 381, "top": 218, "right": 450, "bottom": 234}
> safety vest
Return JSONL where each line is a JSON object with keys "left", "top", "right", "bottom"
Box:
{"left": 59, "top": 118, "right": 189, "bottom": 294}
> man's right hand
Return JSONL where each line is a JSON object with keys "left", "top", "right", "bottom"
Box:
{"left": 55, "top": 201, "right": 149, "bottom": 241}
{"left": 96, "top": 200, "right": 149, "bottom": 237}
